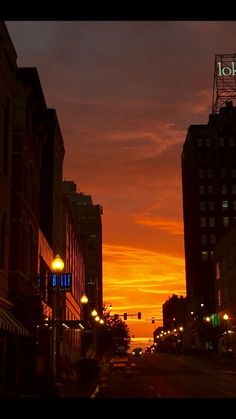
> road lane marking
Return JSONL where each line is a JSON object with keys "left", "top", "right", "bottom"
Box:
{"left": 90, "top": 385, "right": 100, "bottom": 398}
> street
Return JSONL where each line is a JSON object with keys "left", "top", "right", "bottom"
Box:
{"left": 97, "top": 352, "right": 236, "bottom": 398}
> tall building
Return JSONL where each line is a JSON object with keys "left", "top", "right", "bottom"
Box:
{"left": 182, "top": 101, "right": 236, "bottom": 335}
{"left": 0, "top": 21, "right": 29, "bottom": 395}
{"left": 62, "top": 181, "right": 85, "bottom": 362}
{"left": 62, "top": 182, "right": 103, "bottom": 316}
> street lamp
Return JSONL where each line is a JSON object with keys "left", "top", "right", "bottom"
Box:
{"left": 51, "top": 254, "right": 64, "bottom": 382}
{"left": 80, "top": 293, "right": 88, "bottom": 305}
{"left": 52, "top": 254, "right": 64, "bottom": 272}
{"left": 80, "top": 293, "right": 88, "bottom": 359}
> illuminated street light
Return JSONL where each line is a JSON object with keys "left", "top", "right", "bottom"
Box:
{"left": 51, "top": 254, "right": 64, "bottom": 382}
{"left": 179, "top": 326, "right": 184, "bottom": 331}
{"left": 91, "top": 309, "right": 98, "bottom": 317}
{"left": 223, "top": 313, "right": 229, "bottom": 320}
{"left": 80, "top": 293, "right": 88, "bottom": 305}
{"left": 51, "top": 254, "right": 64, "bottom": 272}
{"left": 205, "top": 316, "right": 211, "bottom": 322}
{"left": 99, "top": 319, "right": 104, "bottom": 324}
{"left": 95, "top": 315, "right": 100, "bottom": 322}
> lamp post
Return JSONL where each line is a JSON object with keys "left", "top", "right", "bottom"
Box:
{"left": 80, "top": 293, "right": 88, "bottom": 359}
{"left": 51, "top": 254, "right": 64, "bottom": 382}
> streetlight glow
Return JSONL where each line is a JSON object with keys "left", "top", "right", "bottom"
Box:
{"left": 51, "top": 254, "right": 64, "bottom": 272}
{"left": 223, "top": 313, "right": 229, "bottom": 320}
{"left": 80, "top": 293, "right": 88, "bottom": 304}
{"left": 91, "top": 309, "right": 98, "bottom": 317}
{"left": 95, "top": 316, "right": 100, "bottom": 322}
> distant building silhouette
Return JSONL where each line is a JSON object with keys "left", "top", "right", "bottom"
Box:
{"left": 62, "top": 181, "right": 103, "bottom": 317}
{"left": 162, "top": 294, "right": 187, "bottom": 331}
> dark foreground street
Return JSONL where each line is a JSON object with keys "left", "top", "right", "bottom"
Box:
{"left": 97, "top": 353, "right": 236, "bottom": 398}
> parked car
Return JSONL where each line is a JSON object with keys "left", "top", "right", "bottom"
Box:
{"left": 132, "top": 347, "right": 143, "bottom": 357}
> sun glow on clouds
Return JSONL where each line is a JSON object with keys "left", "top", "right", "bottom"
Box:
{"left": 103, "top": 243, "right": 186, "bottom": 336}
{"left": 134, "top": 216, "right": 183, "bottom": 236}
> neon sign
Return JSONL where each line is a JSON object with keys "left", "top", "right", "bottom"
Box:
{"left": 51, "top": 273, "right": 72, "bottom": 291}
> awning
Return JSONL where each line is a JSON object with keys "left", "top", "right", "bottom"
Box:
{"left": 0, "top": 306, "right": 29, "bottom": 336}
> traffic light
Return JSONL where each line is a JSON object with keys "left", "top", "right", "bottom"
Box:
{"left": 138, "top": 312, "right": 141, "bottom": 320}
{"left": 124, "top": 313, "right": 127, "bottom": 320}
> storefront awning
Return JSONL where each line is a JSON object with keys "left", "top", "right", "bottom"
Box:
{"left": 0, "top": 306, "right": 29, "bottom": 336}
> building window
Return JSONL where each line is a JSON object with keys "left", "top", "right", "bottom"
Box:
{"left": 231, "top": 169, "right": 236, "bottom": 178}
{"left": 208, "top": 201, "right": 214, "bottom": 211}
{"left": 209, "top": 217, "right": 215, "bottom": 227}
{"left": 198, "top": 154, "right": 203, "bottom": 163}
{"left": 206, "top": 138, "right": 211, "bottom": 147}
{"left": 199, "top": 186, "right": 205, "bottom": 195}
{"left": 201, "top": 234, "right": 207, "bottom": 244}
{"left": 210, "top": 234, "right": 216, "bottom": 244}
{"left": 200, "top": 202, "right": 206, "bottom": 211}
{"left": 201, "top": 251, "right": 208, "bottom": 261}
{"left": 221, "top": 185, "right": 227, "bottom": 194}
{"left": 197, "top": 138, "right": 203, "bottom": 147}
{"left": 221, "top": 169, "right": 226, "bottom": 178}
{"left": 232, "top": 185, "right": 236, "bottom": 194}
{"left": 200, "top": 217, "right": 207, "bottom": 227}
{"left": 208, "top": 185, "right": 213, "bottom": 194}
{"left": 0, "top": 212, "right": 7, "bottom": 269}
{"left": 222, "top": 200, "right": 228, "bottom": 209}
{"left": 216, "top": 262, "right": 221, "bottom": 280}
{"left": 198, "top": 169, "right": 204, "bottom": 178}
{"left": 223, "top": 217, "right": 229, "bottom": 226}
{"left": 219, "top": 137, "right": 224, "bottom": 146}
{"left": 229, "top": 137, "right": 235, "bottom": 147}
{"left": 207, "top": 169, "right": 213, "bottom": 178}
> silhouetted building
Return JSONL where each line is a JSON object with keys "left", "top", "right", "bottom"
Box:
{"left": 162, "top": 294, "right": 187, "bottom": 331}
{"left": 214, "top": 224, "right": 236, "bottom": 354}
{"left": 62, "top": 181, "right": 86, "bottom": 362}
{"left": 182, "top": 101, "right": 236, "bottom": 348}
{"left": 0, "top": 21, "right": 29, "bottom": 396}
{"left": 9, "top": 67, "right": 49, "bottom": 325}
{"left": 62, "top": 183, "right": 103, "bottom": 316}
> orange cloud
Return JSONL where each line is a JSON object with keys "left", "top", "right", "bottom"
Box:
{"left": 134, "top": 216, "right": 184, "bottom": 236}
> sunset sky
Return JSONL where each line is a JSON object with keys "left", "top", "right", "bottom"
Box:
{"left": 6, "top": 21, "right": 236, "bottom": 338}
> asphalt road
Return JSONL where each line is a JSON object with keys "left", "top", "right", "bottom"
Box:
{"left": 97, "top": 352, "right": 236, "bottom": 398}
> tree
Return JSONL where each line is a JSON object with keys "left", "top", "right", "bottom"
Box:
{"left": 95, "top": 309, "right": 130, "bottom": 356}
